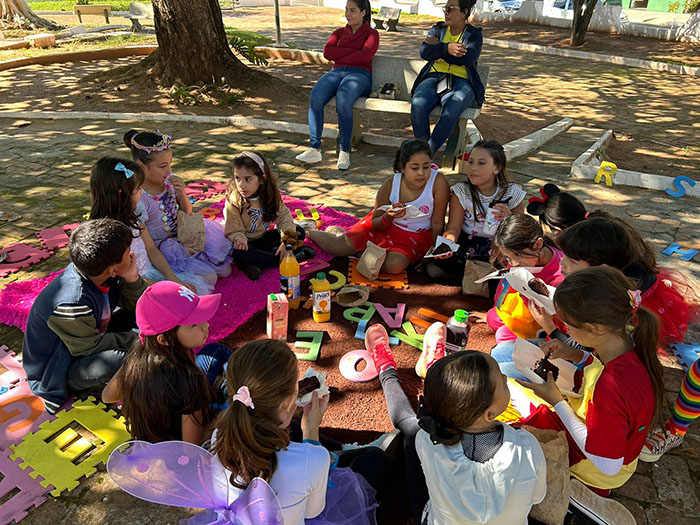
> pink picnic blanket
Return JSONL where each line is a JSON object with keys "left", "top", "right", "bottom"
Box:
{"left": 0, "top": 196, "right": 358, "bottom": 344}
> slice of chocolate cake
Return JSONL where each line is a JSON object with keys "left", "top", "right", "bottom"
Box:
{"left": 533, "top": 357, "right": 559, "bottom": 382}
{"left": 432, "top": 243, "right": 452, "bottom": 256}
{"left": 528, "top": 277, "right": 550, "bottom": 297}
{"left": 298, "top": 376, "right": 321, "bottom": 398}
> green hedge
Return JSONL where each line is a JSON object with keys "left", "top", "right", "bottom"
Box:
{"left": 27, "top": 1, "right": 148, "bottom": 11}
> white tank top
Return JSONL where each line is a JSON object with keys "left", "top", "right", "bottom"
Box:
{"left": 389, "top": 169, "right": 438, "bottom": 233}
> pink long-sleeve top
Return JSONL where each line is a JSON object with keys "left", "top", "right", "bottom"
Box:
{"left": 323, "top": 22, "right": 380, "bottom": 73}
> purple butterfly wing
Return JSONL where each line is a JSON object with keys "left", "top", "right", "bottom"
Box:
{"left": 226, "top": 478, "right": 284, "bottom": 525}
{"left": 107, "top": 440, "right": 230, "bottom": 510}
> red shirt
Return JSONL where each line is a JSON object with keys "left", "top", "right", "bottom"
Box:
{"left": 323, "top": 22, "right": 380, "bottom": 73}
{"left": 585, "top": 350, "right": 654, "bottom": 464}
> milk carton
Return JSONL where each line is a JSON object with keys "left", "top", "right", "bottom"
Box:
{"left": 267, "top": 293, "right": 289, "bottom": 341}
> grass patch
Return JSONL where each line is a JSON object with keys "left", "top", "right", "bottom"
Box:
{"left": 28, "top": 0, "right": 145, "bottom": 11}
{"left": 224, "top": 28, "right": 272, "bottom": 47}
{"left": 0, "top": 33, "right": 156, "bottom": 61}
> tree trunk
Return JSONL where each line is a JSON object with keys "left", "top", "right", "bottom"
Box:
{"left": 151, "top": 0, "right": 250, "bottom": 86}
{"left": 1, "top": 0, "right": 62, "bottom": 30}
{"left": 570, "top": 0, "right": 598, "bottom": 46}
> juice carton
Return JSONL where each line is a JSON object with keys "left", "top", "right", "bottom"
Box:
{"left": 267, "top": 293, "right": 289, "bottom": 341}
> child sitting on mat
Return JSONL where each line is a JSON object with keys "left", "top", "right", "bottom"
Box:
{"left": 309, "top": 138, "right": 450, "bottom": 276}
{"left": 23, "top": 219, "right": 147, "bottom": 414}
{"left": 212, "top": 339, "right": 380, "bottom": 525}
{"left": 103, "top": 281, "right": 231, "bottom": 445}
{"left": 425, "top": 140, "right": 526, "bottom": 286}
{"left": 223, "top": 151, "right": 315, "bottom": 281}
{"left": 363, "top": 322, "right": 546, "bottom": 524}
{"left": 88, "top": 156, "right": 211, "bottom": 294}
{"left": 487, "top": 214, "right": 564, "bottom": 343}
{"left": 125, "top": 129, "right": 233, "bottom": 287}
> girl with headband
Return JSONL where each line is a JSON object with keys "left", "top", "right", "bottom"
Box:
{"left": 224, "top": 150, "right": 315, "bottom": 281}
{"left": 124, "top": 129, "right": 233, "bottom": 288}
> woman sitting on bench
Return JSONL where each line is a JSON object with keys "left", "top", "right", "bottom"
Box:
{"left": 295, "top": 0, "right": 379, "bottom": 171}
{"left": 410, "top": 0, "right": 484, "bottom": 162}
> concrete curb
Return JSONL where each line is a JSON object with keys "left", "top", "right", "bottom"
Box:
{"left": 0, "top": 45, "right": 157, "bottom": 72}
{"left": 504, "top": 117, "right": 573, "bottom": 161}
{"left": 570, "top": 130, "right": 700, "bottom": 197}
{"left": 482, "top": 38, "right": 700, "bottom": 78}
{"left": 0, "top": 110, "right": 339, "bottom": 140}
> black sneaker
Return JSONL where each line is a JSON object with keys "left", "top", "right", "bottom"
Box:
{"left": 294, "top": 246, "right": 316, "bottom": 262}
{"left": 241, "top": 265, "right": 262, "bottom": 281}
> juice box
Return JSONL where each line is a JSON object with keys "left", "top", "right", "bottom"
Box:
{"left": 267, "top": 293, "right": 289, "bottom": 341}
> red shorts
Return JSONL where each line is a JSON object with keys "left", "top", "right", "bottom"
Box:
{"left": 345, "top": 212, "right": 433, "bottom": 265}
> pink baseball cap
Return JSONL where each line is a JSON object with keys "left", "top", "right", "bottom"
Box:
{"left": 136, "top": 281, "right": 221, "bottom": 337}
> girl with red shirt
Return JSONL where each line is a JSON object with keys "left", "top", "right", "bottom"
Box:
{"left": 296, "top": 0, "right": 379, "bottom": 171}
{"left": 518, "top": 267, "right": 665, "bottom": 495}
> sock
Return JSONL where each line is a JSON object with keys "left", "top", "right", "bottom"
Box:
{"left": 667, "top": 358, "right": 700, "bottom": 436}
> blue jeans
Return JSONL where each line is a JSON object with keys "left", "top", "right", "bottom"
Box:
{"left": 411, "top": 73, "right": 476, "bottom": 153}
{"left": 490, "top": 341, "right": 529, "bottom": 382}
{"left": 308, "top": 66, "right": 372, "bottom": 152}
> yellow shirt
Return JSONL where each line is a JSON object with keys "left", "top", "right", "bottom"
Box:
{"left": 431, "top": 28, "right": 468, "bottom": 79}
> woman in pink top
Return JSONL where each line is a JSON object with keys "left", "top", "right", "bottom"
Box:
{"left": 295, "top": 0, "right": 379, "bottom": 171}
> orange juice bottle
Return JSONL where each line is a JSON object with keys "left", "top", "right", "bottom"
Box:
{"left": 312, "top": 272, "right": 331, "bottom": 322}
{"left": 280, "top": 244, "right": 301, "bottom": 309}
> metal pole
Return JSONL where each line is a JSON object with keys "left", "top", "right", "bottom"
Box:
{"left": 274, "top": 0, "right": 282, "bottom": 45}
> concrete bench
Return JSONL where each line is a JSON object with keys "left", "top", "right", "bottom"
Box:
{"left": 73, "top": 4, "right": 111, "bottom": 24}
{"left": 374, "top": 7, "right": 401, "bottom": 32}
{"left": 125, "top": 2, "right": 155, "bottom": 32}
{"left": 328, "top": 55, "right": 489, "bottom": 168}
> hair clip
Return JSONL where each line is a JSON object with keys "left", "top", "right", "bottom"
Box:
{"left": 232, "top": 385, "right": 255, "bottom": 409}
{"left": 627, "top": 289, "right": 642, "bottom": 313}
{"left": 115, "top": 162, "right": 134, "bottom": 179}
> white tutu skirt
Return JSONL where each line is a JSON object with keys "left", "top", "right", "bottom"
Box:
{"left": 306, "top": 467, "right": 378, "bottom": 525}
{"left": 158, "top": 220, "right": 232, "bottom": 279}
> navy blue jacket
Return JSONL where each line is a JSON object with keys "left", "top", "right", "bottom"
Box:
{"left": 412, "top": 23, "right": 485, "bottom": 107}
{"left": 23, "top": 264, "right": 142, "bottom": 406}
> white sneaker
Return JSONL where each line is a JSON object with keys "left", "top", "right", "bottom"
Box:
{"left": 296, "top": 148, "right": 322, "bottom": 164}
{"left": 337, "top": 150, "right": 351, "bottom": 170}
{"left": 639, "top": 427, "right": 684, "bottom": 463}
{"left": 569, "top": 479, "right": 635, "bottom": 525}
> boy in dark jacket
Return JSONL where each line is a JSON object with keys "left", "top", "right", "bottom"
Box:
{"left": 23, "top": 218, "right": 147, "bottom": 413}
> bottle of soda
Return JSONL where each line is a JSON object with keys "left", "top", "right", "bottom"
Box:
{"left": 312, "top": 272, "right": 331, "bottom": 322}
{"left": 445, "top": 309, "right": 469, "bottom": 353}
{"left": 280, "top": 244, "right": 301, "bottom": 309}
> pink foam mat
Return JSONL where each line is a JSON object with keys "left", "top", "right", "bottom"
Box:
{"left": 0, "top": 197, "right": 358, "bottom": 345}
{"left": 0, "top": 448, "right": 52, "bottom": 525}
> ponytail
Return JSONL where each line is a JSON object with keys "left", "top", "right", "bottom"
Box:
{"left": 554, "top": 267, "right": 665, "bottom": 428}
{"left": 631, "top": 307, "right": 665, "bottom": 427}
{"left": 212, "top": 340, "right": 298, "bottom": 488}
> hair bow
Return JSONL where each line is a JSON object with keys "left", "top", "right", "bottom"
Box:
{"left": 628, "top": 289, "right": 642, "bottom": 314}
{"left": 232, "top": 386, "right": 255, "bottom": 409}
{"left": 115, "top": 162, "right": 134, "bottom": 179}
{"left": 526, "top": 183, "right": 561, "bottom": 216}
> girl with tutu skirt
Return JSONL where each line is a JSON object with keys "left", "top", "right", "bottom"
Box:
{"left": 88, "top": 156, "right": 211, "bottom": 294}
{"left": 212, "top": 339, "right": 382, "bottom": 525}
{"left": 124, "top": 130, "right": 232, "bottom": 291}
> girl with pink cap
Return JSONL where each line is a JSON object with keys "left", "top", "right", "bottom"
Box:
{"left": 102, "top": 280, "right": 231, "bottom": 445}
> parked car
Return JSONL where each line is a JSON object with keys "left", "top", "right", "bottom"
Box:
{"left": 552, "top": 0, "right": 628, "bottom": 22}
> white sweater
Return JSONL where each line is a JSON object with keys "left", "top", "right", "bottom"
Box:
{"left": 416, "top": 423, "right": 547, "bottom": 525}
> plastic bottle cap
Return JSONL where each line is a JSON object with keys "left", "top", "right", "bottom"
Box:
{"left": 454, "top": 309, "right": 469, "bottom": 323}
{"left": 317, "top": 272, "right": 326, "bottom": 280}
